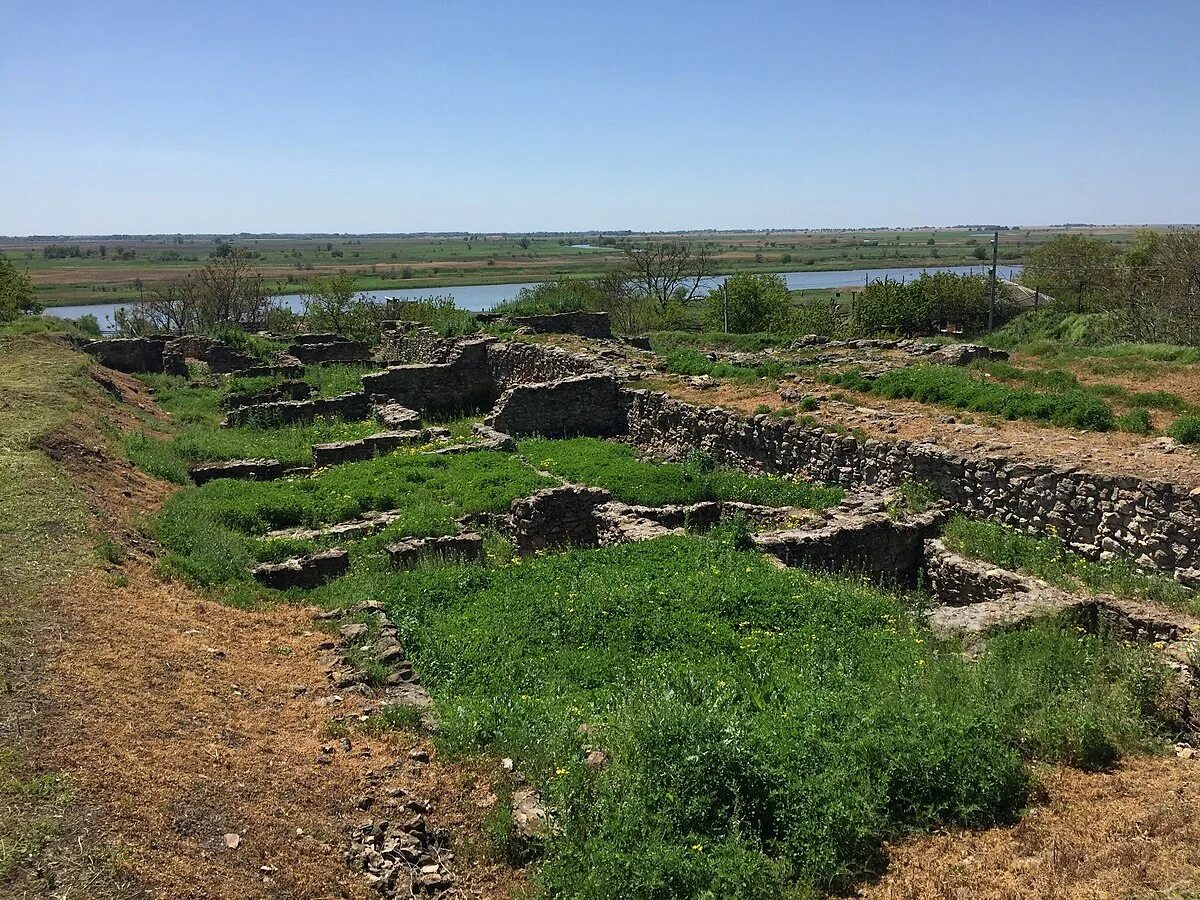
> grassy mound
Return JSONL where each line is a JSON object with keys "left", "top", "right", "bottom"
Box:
{"left": 519, "top": 438, "right": 843, "bottom": 508}
{"left": 825, "top": 365, "right": 1116, "bottom": 431}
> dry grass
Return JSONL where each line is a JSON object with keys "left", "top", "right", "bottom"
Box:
{"left": 857, "top": 756, "right": 1200, "bottom": 900}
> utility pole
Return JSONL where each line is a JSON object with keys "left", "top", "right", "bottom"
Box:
{"left": 987, "top": 230, "right": 999, "bottom": 330}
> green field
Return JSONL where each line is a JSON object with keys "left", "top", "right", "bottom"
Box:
{"left": 2, "top": 226, "right": 1143, "bottom": 307}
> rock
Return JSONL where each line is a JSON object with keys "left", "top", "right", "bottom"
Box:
{"left": 224, "top": 833, "right": 241, "bottom": 849}
{"left": 386, "top": 532, "right": 483, "bottom": 569}
{"left": 585, "top": 749, "right": 608, "bottom": 770}
{"left": 374, "top": 403, "right": 422, "bottom": 431}
{"left": 251, "top": 549, "right": 350, "bottom": 590}
{"left": 190, "top": 458, "right": 283, "bottom": 486}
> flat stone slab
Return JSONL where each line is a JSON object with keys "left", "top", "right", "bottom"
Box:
{"left": 386, "top": 532, "right": 483, "bottom": 569}
{"left": 251, "top": 548, "right": 349, "bottom": 589}
{"left": 264, "top": 509, "right": 406, "bottom": 542}
{"left": 311, "top": 428, "right": 452, "bottom": 468}
{"left": 375, "top": 403, "right": 421, "bottom": 430}
{"left": 190, "top": 458, "right": 283, "bottom": 486}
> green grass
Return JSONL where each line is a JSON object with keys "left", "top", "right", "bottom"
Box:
{"left": 1167, "top": 415, "right": 1200, "bottom": 445}
{"left": 943, "top": 517, "right": 1199, "bottom": 613}
{"left": 1116, "top": 408, "right": 1153, "bottom": 435}
{"left": 662, "top": 348, "right": 809, "bottom": 383}
{"left": 519, "top": 438, "right": 843, "bottom": 508}
{"left": 153, "top": 450, "right": 555, "bottom": 586}
{"left": 824, "top": 365, "right": 1116, "bottom": 432}
{"left": 304, "top": 532, "right": 1169, "bottom": 898}
{"left": 123, "top": 418, "right": 384, "bottom": 481}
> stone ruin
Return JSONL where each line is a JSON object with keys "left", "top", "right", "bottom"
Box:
{"left": 84, "top": 335, "right": 259, "bottom": 375}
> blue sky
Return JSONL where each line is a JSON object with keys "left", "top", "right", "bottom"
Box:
{"left": 2, "top": 0, "right": 1197, "bottom": 234}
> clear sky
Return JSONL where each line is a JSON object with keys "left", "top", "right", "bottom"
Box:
{"left": 2, "top": 0, "right": 1197, "bottom": 234}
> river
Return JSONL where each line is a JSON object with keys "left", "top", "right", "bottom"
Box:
{"left": 43, "top": 264, "right": 1023, "bottom": 332}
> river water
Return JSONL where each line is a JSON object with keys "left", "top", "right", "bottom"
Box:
{"left": 43, "top": 264, "right": 1022, "bottom": 331}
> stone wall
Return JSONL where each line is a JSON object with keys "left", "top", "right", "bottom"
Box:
{"left": 486, "top": 341, "right": 602, "bottom": 389}
{"left": 509, "top": 311, "right": 612, "bottom": 339}
{"left": 221, "top": 391, "right": 370, "bottom": 427}
{"left": 623, "top": 389, "right": 1200, "bottom": 582}
{"left": 85, "top": 337, "right": 171, "bottom": 373}
{"left": 287, "top": 339, "right": 372, "bottom": 365}
{"left": 169, "top": 335, "right": 258, "bottom": 373}
{"left": 362, "top": 338, "right": 496, "bottom": 415}
{"left": 378, "top": 321, "right": 461, "bottom": 364}
{"left": 85, "top": 335, "right": 258, "bottom": 375}
{"left": 487, "top": 373, "right": 625, "bottom": 438}
{"left": 924, "top": 539, "right": 1199, "bottom": 663}
{"left": 508, "top": 485, "right": 613, "bottom": 553}
{"left": 751, "top": 499, "right": 949, "bottom": 586}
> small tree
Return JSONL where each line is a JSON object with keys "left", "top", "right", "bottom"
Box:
{"left": 619, "top": 241, "right": 714, "bottom": 311}
{"left": 704, "top": 273, "right": 791, "bottom": 333}
{"left": 302, "top": 272, "right": 363, "bottom": 337}
{"left": 0, "top": 256, "right": 39, "bottom": 322}
{"left": 1022, "top": 234, "right": 1118, "bottom": 312}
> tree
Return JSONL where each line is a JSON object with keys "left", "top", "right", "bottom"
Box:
{"left": 704, "top": 273, "right": 791, "bottom": 333}
{"left": 302, "top": 272, "right": 363, "bottom": 336}
{"left": 114, "top": 251, "right": 274, "bottom": 335}
{"left": 0, "top": 255, "right": 39, "bottom": 323}
{"left": 1104, "top": 230, "right": 1200, "bottom": 344}
{"left": 973, "top": 246, "right": 988, "bottom": 260}
{"left": 619, "top": 241, "right": 714, "bottom": 311}
{"left": 1022, "top": 234, "right": 1118, "bottom": 312}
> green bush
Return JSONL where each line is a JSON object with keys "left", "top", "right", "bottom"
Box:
{"left": 1168, "top": 414, "right": 1200, "bottom": 445}
{"left": 662, "top": 349, "right": 808, "bottom": 384}
{"left": 492, "top": 278, "right": 604, "bottom": 317}
{"left": 519, "top": 438, "right": 842, "bottom": 509}
{"left": 1129, "top": 390, "right": 1190, "bottom": 413}
{"left": 1116, "top": 408, "right": 1152, "bottom": 435}
{"left": 827, "top": 365, "right": 1116, "bottom": 431}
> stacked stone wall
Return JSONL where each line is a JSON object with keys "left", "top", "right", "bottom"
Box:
{"left": 487, "top": 373, "right": 625, "bottom": 439}
{"left": 623, "top": 389, "right": 1200, "bottom": 581}
{"left": 509, "top": 311, "right": 612, "bottom": 339}
{"left": 486, "top": 341, "right": 602, "bottom": 389}
{"left": 378, "top": 321, "right": 462, "bottom": 364}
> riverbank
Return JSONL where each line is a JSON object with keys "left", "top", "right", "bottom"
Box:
{"left": 43, "top": 264, "right": 1023, "bottom": 329}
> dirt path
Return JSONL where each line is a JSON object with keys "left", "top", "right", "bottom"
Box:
{"left": 32, "top": 562, "right": 512, "bottom": 899}
{"left": 3, "top": 348, "right": 516, "bottom": 899}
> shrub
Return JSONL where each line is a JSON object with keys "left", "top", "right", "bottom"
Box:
{"left": 1116, "top": 408, "right": 1152, "bottom": 435}
{"left": 833, "top": 365, "right": 1116, "bottom": 432}
{"left": 1129, "top": 390, "right": 1189, "bottom": 413}
{"left": 1168, "top": 414, "right": 1200, "bottom": 445}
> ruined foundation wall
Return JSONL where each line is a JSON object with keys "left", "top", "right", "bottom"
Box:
{"left": 488, "top": 374, "right": 625, "bottom": 438}
{"left": 623, "top": 389, "right": 1200, "bottom": 581}
{"left": 486, "top": 341, "right": 603, "bottom": 389}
